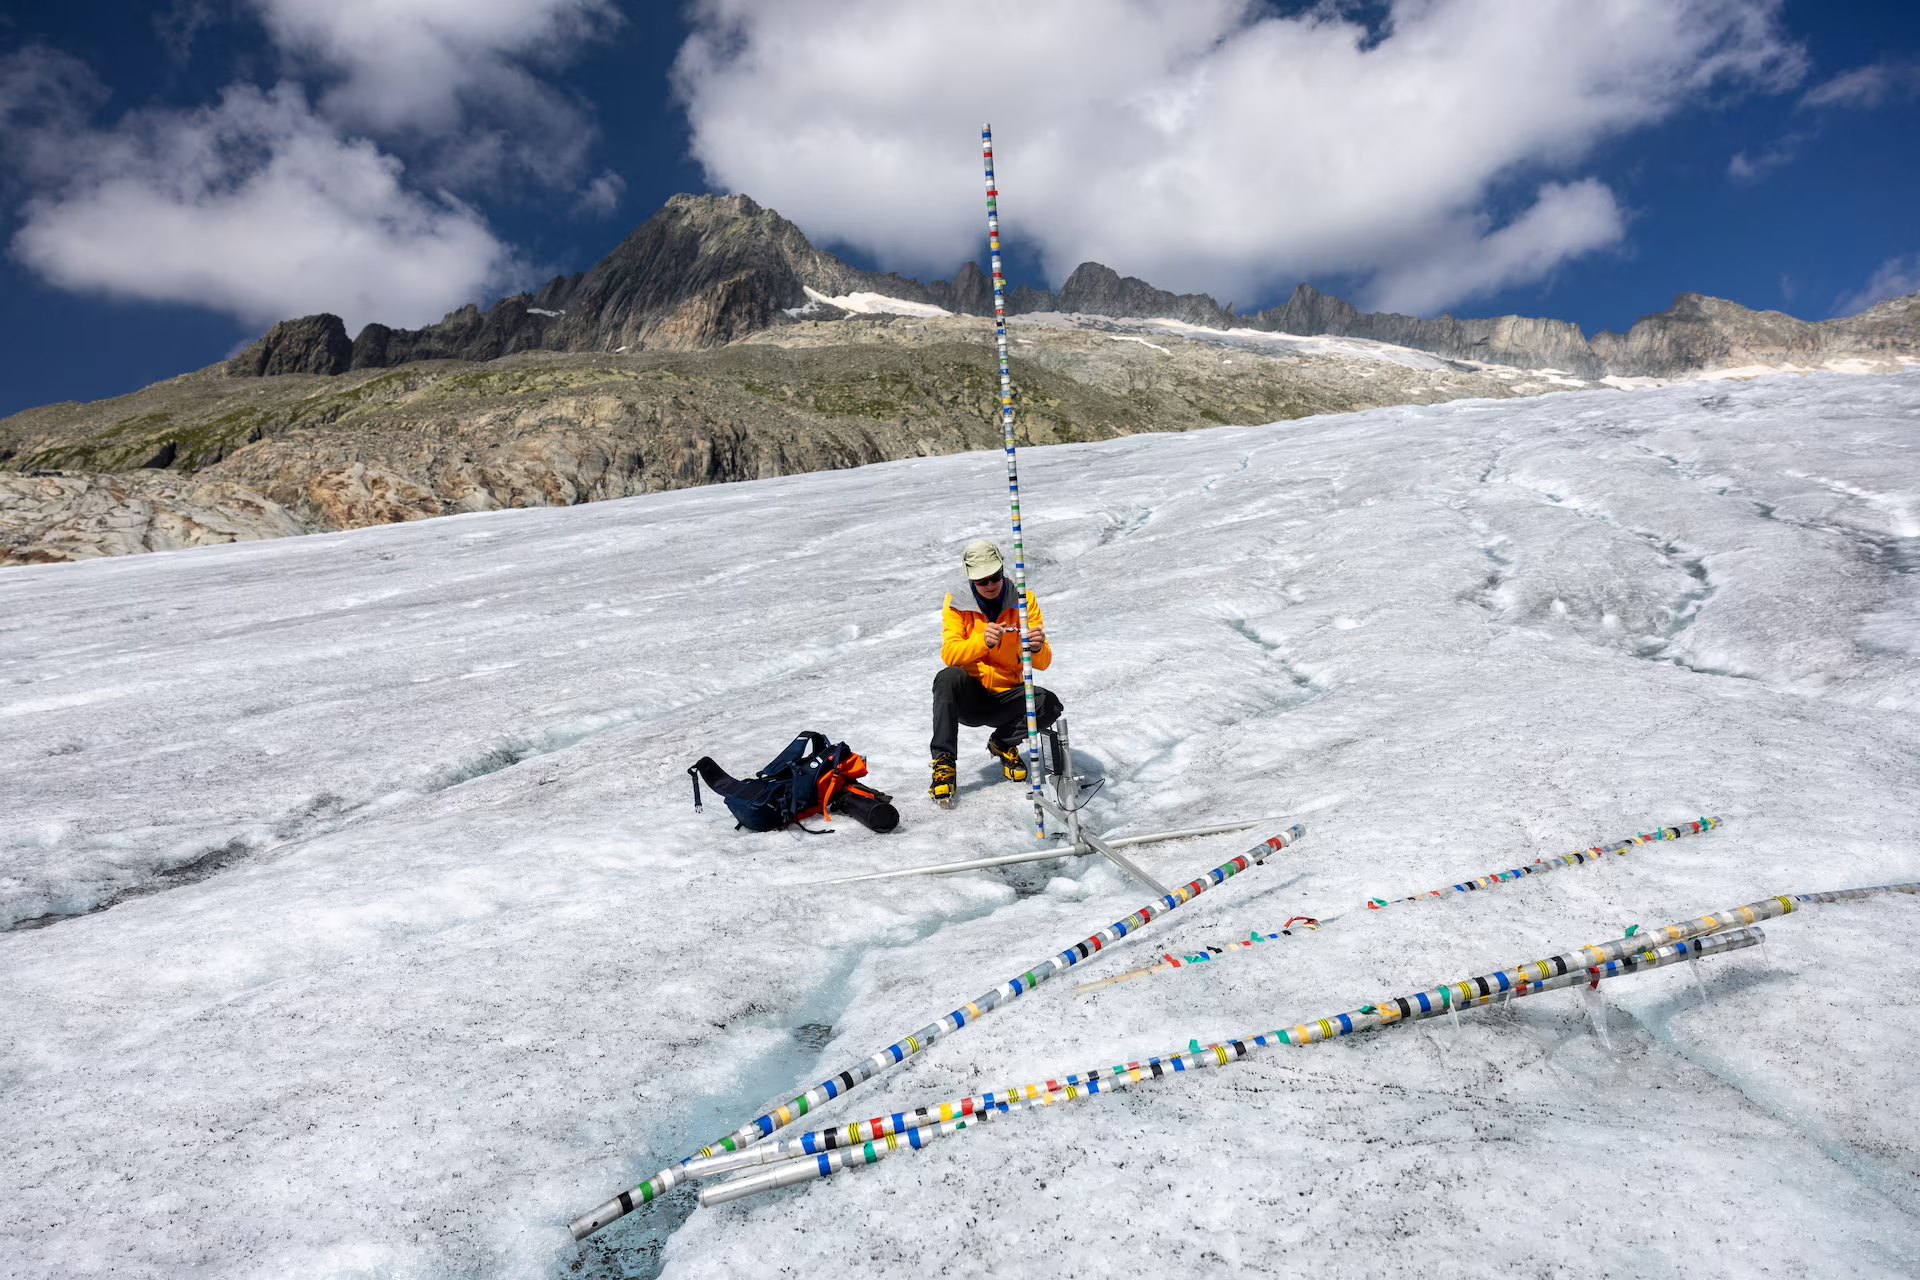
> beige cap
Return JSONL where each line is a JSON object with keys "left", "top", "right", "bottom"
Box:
{"left": 962, "top": 538, "right": 1005, "bottom": 579}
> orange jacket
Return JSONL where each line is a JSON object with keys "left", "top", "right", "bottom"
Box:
{"left": 942, "top": 579, "right": 1052, "bottom": 692}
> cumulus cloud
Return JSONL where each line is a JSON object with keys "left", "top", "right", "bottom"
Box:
{"left": 0, "top": 1, "right": 625, "bottom": 332}
{"left": 2, "top": 52, "right": 517, "bottom": 331}
{"left": 674, "top": 0, "right": 1804, "bottom": 314}
{"left": 1833, "top": 255, "right": 1920, "bottom": 318}
{"left": 249, "top": 0, "right": 618, "bottom": 188}
{"left": 1802, "top": 57, "right": 1920, "bottom": 110}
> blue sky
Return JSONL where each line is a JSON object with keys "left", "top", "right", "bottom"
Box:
{"left": 1, "top": 0, "right": 1915, "bottom": 418}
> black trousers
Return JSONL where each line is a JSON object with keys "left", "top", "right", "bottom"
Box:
{"left": 930, "top": 664, "right": 1062, "bottom": 761}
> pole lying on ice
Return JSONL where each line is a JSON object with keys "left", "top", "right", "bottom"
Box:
{"left": 1365, "top": 817, "right": 1719, "bottom": 910}
{"left": 692, "top": 926, "right": 1766, "bottom": 1205}
{"left": 690, "top": 882, "right": 1920, "bottom": 1202}
{"left": 812, "top": 821, "right": 1266, "bottom": 885}
{"left": 981, "top": 123, "right": 1046, "bottom": 839}
{"left": 1073, "top": 919, "right": 1321, "bottom": 994}
{"left": 810, "top": 819, "right": 1263, "bottom": 887}
{"left": 824, "top": 810, "right": 1708, "bottom": 895}
{"left": 1276, "top": 882, "right": 1918, "bottom": 1046}
{"left": 566, "top": 825, "right": 1306, "bottom": 1241}
{"left": 1076, "top": 815, "right": 1720, "bottom": 992}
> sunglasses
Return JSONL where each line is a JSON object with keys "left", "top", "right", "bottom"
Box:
{"left": 976, "top": 572, "right": 1005, "bottom": 587}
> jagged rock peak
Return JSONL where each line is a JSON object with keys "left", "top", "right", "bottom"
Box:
{"left": 1055, "top": 263, "right": 1234, "bottom": 328}
{"left": 227, "top": 314, "right": 353, "bottom": 378}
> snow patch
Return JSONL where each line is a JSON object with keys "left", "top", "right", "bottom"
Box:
{"left": 800, "top": 287, "right": 951, "bottom": 318}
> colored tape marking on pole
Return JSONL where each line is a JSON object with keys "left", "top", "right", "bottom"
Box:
{"left": 1073, "top": 921, "right": 1321, "bottom": 993}
{"left": 1365, "top": 817, "right": 1720, "bottom": 910}
{"left": 566, "top": 824, "right": 1306, "bottom": 1240}
{"left": 692, "top": 926, "right": 1768, "bottom": 1204}
{"left": 1157, "top": 921, "right": 1321, "bottom": 968}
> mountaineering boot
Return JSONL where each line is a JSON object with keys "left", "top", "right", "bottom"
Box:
{"left": 928, "top": 755, "right": 957, "bottom": 807}
{"left": 986, "top": 737, "right": 1027, "bottom": 782}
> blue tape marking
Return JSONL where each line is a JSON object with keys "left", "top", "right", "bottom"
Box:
{"left": 816, "top": 1154, "right": 832, "bottom": 1176}
{"left": 1337, "top": 1013, "right": 1353, "bottom": 1032}
{"left": 1415, "top": 992, "right": 1432, "bottom": 1013}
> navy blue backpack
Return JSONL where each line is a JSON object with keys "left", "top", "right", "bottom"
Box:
{"left": 689, "top": 731, "right": 894, "bottom": 833}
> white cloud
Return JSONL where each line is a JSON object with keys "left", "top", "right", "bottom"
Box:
{"left": 1365, "top": 180, "right": 1626, "bottom": 316}
{"left": 674, "top": 0, "right": 1804, "bottom": 314}
{"left": 0, "top": 47, "right": 110, "bottom": 185}
{"left": 573, "top": 169, "right": 625, "bottom": 217}
{"left": 5, "top": 70, "right": 518, "bottom": 331}
{"left": 249, "top": 0, "right": 618, "bottom": 188}
{"left": 0, "top": 1, "right": 625, "bottom": 334}
{"left": 1802, "top": 58, "right": 1920, "bottom": 110}
{"left": 1727, "top": 131, "right": 1803, "bottom": 183}
{"left": 1833, "top": 255, "right": 1920, "bottom": 318}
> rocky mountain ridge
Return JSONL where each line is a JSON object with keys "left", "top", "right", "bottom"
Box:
{"left": 223, "top": 193, "right": 1920, "bottom": 383}
{"left": 6, "top": 191, "right": 1917, "bottom": 567}
{"left": 2, "top": 312, "right": 1592, "bottom": 565}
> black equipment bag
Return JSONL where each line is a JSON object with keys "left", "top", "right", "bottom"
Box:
{"left": 829, "top": 781, "right": 899, "bottom": 833}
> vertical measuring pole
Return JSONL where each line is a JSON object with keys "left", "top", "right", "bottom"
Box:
{"left": 981, "top": 123, "right": 1045, "bottom": 839}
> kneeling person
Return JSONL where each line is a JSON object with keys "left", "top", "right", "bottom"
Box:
{"left": 929, "top": 538, "right": 1063, "bottom": 806}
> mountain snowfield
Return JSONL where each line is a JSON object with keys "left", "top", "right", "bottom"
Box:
{"left": 3, "top": 372, "right": 1918, "bottom": 1278}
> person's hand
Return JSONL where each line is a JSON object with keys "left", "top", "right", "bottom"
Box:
{"left": 1024, "top": 624, "right": 1046, "bottom": 652}
{"left": 982, "top": 622, "right": 1006, "bottom": 648}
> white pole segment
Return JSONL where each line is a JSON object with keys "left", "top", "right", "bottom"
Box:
{"left": 808, "top": 821, "right": 1266, "bottom": 886}
{"left": 1106, "top": 821, "right": 1263, "bottom": 849}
